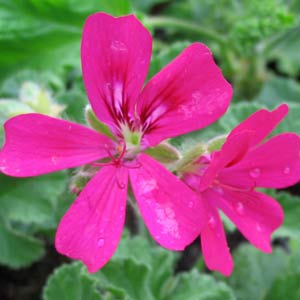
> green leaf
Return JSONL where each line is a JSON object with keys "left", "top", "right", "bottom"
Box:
{"left": 0, "top": 220, "right": 44, "bottom": 268}
{"left": 131, "top": 0, "right": 168, "bottom": 13}
{"left": 113, "top": 233, "right": 177, "bottom": 299}
{"left": 267, "top": 27, "right": 300, "bottom": 76}
{"left": 0, "top": 0, "right": 131, "bottom": 81}
{"left": 219, "top": 101, "right": 262, "bottom": 132}
{"left": 167, "top": 270, "right": 236, "bottom": 300}
{"left": 57, "top": 87, "right": 87, "bottom": 123}
{"left": 170, "top": 120, "right": 225, "bottom": 151}
{"left": 43, "top": 262, "right": 101, "bottom": 300}
{"left": 265, "top": 190, "right": 300, "bottom": 239}
{"left": 94, "top": 258, "right": 155, "bottom": 300}
{"left": 272, "top": 102, "right": 300, "bottom": 135}
{"left": 0, "top": 172, "right": 67, "bottom": 226}
{"left": 0, "top": 69, "right": 64, "bottom": 98}
{"left": 99, "top": 0, "right": 132, "bottom": 16}
{"left": 148, "top": 41, "right": 190, "bottom": 79}
{"left": 225, "top": 245, "right": 288, "bottom": 300}
{"left": 255, "top": 76, "right": 300, "bottom": 107}
{"left": 223, "top": 99, "right": 300, "bottom": 137}
{"left": 265, "top": 273, "right": 300, "bottom": 300}
{"left": 0, "top": 99, "right": 33, "bottom": 117}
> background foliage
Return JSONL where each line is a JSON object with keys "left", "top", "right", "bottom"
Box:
{"left": 0, "top": 0, "right": 300, "bottom": 299}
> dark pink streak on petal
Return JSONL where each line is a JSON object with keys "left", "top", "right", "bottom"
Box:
{"left": 130, "top": 153, "right": 206, "bottom": 250}
{"left": 82, "top": 13, "right": 152, "bottom": 131}
{"left": 200, "top": 194, "right": 233, "bottom": 276}
{"left": 199, "top": 131, "right": 253, "bottom": 191}
{"left": 139, "top": 43, "right": 232, "bottom": 147}
{"left": 211, "top": 189, "right": 283, "bottom": 252}
{"left": 55, "top": 166, "right": 128, "bottom": 273}
{"left": 228, "top": 104, "right": 288, "bottom": 147}
{"left": 0, "top": 113, "right": 114, "bottom": 177}
{"left": 220, "top": 133, "right": 300, "bottom": 189}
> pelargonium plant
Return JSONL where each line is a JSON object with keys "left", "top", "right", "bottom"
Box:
{"left": 0, "top": 13, "right": 232, "bottom": 273}
{"left": 180, "top": 104, "right": 300, "bottom": 275}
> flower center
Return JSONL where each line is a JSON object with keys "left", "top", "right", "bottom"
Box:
{"left": 119, "top": 123, "right": 142, "bottom": 160}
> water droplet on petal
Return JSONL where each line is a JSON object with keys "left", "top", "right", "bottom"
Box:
{"left": 214, "top": 186, "right": 224, "bottom": 195}
{"left": 283, "top": 166, "right": 290, "bottom": 174}
{"left": 256, "top": 223, "right": 263, "bottom": 232}
{"left": 188, "top": 201, "right": 194, "bottom": 208}
{"left": 208, "top": 216, "right": 216, "bottom": 229}
{"left": 235, "top": 202, "right": 245, "bottom": 215}
{"left": 97, "top": 238, "right": 105, "bottom": 248}
{"left": 110, "top": 40, "right": 127, "bottom": 52}
{"left": 249, "top": 168, "right": 261, "bottom": 178}
{"left": 117, "top": 181, "right": 125, "bottom": 189}
{"left": 51, "top": 156, "right": 58, "bottom": 165}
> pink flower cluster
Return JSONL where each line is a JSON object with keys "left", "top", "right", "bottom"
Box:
{"left": 1, "top": 13, "right": 300, "bottom": 275}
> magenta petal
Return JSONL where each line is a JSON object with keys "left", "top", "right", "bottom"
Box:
{"left": 0, "top": 113, "right": 114, "bottom": 177}
{"left": 130, "top": 154, "right": 206, "bottom": 250}
{"left": 220, "top": 133, "right": 300, "bottom": 189}
{"left": 229, "top": 104, "right": 288, "bottom": 147}
{"left": 82, "top": 13, "right": 152, "bottom": 129}
{"left": 55, "top": 166, "right": 128, "bottom": 273}
{"left": 200, "top": 131, "right": 253, "bottom": 191}
{"left": 212, "top": 189, "right": 283, "bottom": 252}
{"left": 139, "top": 43, "right": 232, "bottom": 146}
{"left": 200, "top": 197, "right": 233, "bottom": 276}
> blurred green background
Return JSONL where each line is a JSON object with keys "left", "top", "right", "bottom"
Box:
{"left": 0, "top": 0, "right": 300, "bottom": 299}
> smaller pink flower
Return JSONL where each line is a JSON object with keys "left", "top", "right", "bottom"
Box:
{"left": 0, "top": 13, "right": 232, "bottom": 272}
{"left": 182, "top": 104, "right": 300, "bottom": 276}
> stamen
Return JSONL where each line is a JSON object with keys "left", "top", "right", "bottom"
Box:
{"left": 91, "top": 142, "right": 127, "bottom": 169}
{"left": 116, "top": 141, "right": 126, "bottom": 163}
{"left": 104, "top": 144, "right": 117, "bottom": 162}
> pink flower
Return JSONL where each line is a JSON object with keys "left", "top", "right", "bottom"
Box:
{"left": 182, "top": 104, "right": 300, "bottom": 276}
{"left": 0, "top": 13, "right": 232, "bottom": 272}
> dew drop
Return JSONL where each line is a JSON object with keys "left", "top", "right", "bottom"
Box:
{"left": 188, "top": 201, "right": 194, "bottom": 208}
{"left": 110, "top": 40, "right": 127, "bottom": 52}
{"left": 51, "top": 156, "right": 58, "bottom": 165}
{"left": 249, "top": 168, "right": 261, "bottom": 178}
{"left": 208, "top": 216, "right": 216, "bottom": 229}
{"left": 283, "top": 166, "right": 290, "bottom": 174}
{"left": 256, "top": 223, "right": 263, "bottom": 232}
{"left": 97, "top": 238, "right": 105, "bottom": 247}
{"left": 235, "top": 202, "right": 245, "bottom": 215}
{"left": 165, "top": 207, "right": 175, "bottom": 218}
{"left": 214, "top": 186, "right": 224, "bottom": 195}
{"left": 117, "top": 181, "right": 125, "bottom": 189}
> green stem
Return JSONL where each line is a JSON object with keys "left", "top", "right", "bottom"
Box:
{"left": 145, "top": 16, "right": 226, "bottom": 45}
